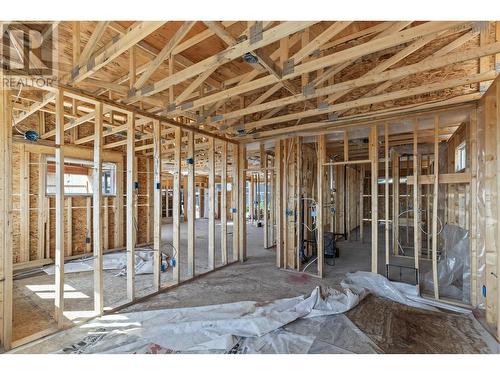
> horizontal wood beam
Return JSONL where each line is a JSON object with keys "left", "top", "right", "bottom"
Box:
{"left": 126, "top": 22, "right": 316, "bottom": 101}
{"left": 70, "top": 21, "right": 165, "bottom": 83}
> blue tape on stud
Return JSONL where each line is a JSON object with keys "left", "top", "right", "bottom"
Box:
{"left": 156, "top": 182, "right": 161, "bottom": 190}
{"left": 482, "top": 285, "right": 487, "bottom": 297}
{"left": 231, "top": 208, "right": 237, "bottom": 213}
{"left": 169, "top": 258, "right": 176, "bottom": 267}
{"left": 134, "top": 181, "right": 139, "bottom": 189}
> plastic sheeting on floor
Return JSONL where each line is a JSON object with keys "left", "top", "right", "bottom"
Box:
{"left": 42, "top": 250, "right": 160, "bottom": 276}
{"left": 56, "top": 284, "right": 369, "bottom": 354}
{"left": 9, "top": 271, "right": 497, "bottom": 354}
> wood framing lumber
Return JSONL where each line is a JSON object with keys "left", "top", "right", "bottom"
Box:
{"left": 242, "top": 70, "right": 498, "bottom": 131}
{"left": 221, "top": 141, "right": 228, "bottom": 265}
{"left": 238, "top": 144, "right": 247, "bottom": 262}
{"left": 133, "top": 21, "right": 195, "bottom": 90}
{"left": 172, "top": 127, "right": 181, "bottom": 283}
{"left": 70, "top": 21, "right": 165, "bottom": 83}
{"left": 232, "top": 143, "right": 240, "bottom": 262}
{"left": 406, "top": 172, "right": 471, "bottom": 185}
{"left": 370, "top": 125, "right": 378, "bottom": 274}
{"left": 54, "top": 88, "right": 65, "bottom": 327}
{"left": 126, "top": 112, "right": 136, "bottom": 301}
{"left": 203, "top": 40, "right": 500, "bottom": 128}
{"left": 187, "top": 131, "right": 195, "bottom": 276}
{"left": 78, "top": 21, "right": 110, "bottom": 67}
{"left": 384, "top": 123, "right": 390, "bottom": 266}
{"left": 126, "top": 22, "right": 316, "bottom": 101}
{"left": 19, "top": 146, "right": 29, "bottom": 263}
{"left": 0, "top": 72, "right": 13, "bottom": 350}
{"left": 317, "top": 134, "right": 325, "bottom": 278}
{"left": 153, "top": 119, "right": 162, "bottom": 290}
{"left": 291, "top": 22, "right": 352, "bottom": 64}
{"left": 42, "top": 110, "right": 98, "bottom": 139}
{"left": 13, "top": 93, "right": 55, "bottom": 125}
{"left": 431, "top": 115, "right": 440, "bottom": 299}
{"left": 93, "top": 101, "right": 104, "bottom": 315}
{"left": 173, "top": 22, "right": 474, "bottom": 120}
{"left": 245, "top": 94, "right": 478, "bottom": 141}
{"left": 208, "top": 137, "right": 216, "bottom": 270}
{"left": 413, "top": 120, "right": 420, "bottom": 287}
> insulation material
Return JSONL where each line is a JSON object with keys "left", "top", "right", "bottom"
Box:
{"left": 422, "top": 224, "right": 471, "bottom": 304}
{"left": 42, "top": 249, "right": 162, "bottom": 276}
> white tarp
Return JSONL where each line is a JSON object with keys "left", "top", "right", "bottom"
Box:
{"left": 341, "top": 271, "right": 438, "bottom": 311}
{"left": 11, "top": 271, "right": 492, "bottom": 354}
{"left": 58, "top": 284, "right": 370, "bottom": 354}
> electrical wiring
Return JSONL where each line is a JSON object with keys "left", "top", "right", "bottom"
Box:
{"left": 396, "top": 207, "right": 443, "bottom": 256}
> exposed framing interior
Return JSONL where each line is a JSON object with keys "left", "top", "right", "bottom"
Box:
{"left": 1, "top": 20, "right": 500, "bottom": 351}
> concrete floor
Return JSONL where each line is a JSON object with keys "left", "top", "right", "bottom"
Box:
{"left": 12, "top": 218, "right": 234, "bottom": 342}
{"left": 9, "top": 220, "right": 499, "bottom": 353}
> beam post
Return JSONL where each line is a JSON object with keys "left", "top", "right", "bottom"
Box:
{"left": 431, "top": 115, "right": 440, "bottom": 299}
{"left": 317, "top": 134, "right": 326, "bottom": 278}
{"left": 385, "top": 123, "right": 390, "bottom": 267}
{"left": 232, "top": 143, "right": 240, "bottom": 262}
{"left": 172, "top": 127, "right": 182, "bottom": 283}
{"left": 0, "top": 72, "right": 13, "bottom": 350}
{"left": 208, "top": 137, "right": 216, "bottom": 270}
{"left": 370, "top": 125, "right": 379, "bottom": 274}
{"left": 221, "top": 141, "right": 228, "bottom": 265}
{"left": 238, "top": 144, "right": 247, "bottom": 262}
{"left": 153, "top": 119, "right": 162, "bottom": 290}
{"left": 54, "top": 88, "right": 65, "bottom": 327}
{"left": 126, "top": 112, "right": 136, "bottom": 301}
{"left": 93, "top": 101, "right": 103, "bottom": 315}
{"left": 413, "top": 120, "right": 421, "bottom": 290}
{"left": 275, "top": 140, "right": 283, "bottom": 267}
{"left": 187, "top": 130, "right": 195, "bottom": 276}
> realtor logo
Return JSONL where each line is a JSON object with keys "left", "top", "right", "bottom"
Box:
{"left": 1, "top": 22, "right": 58, "bottom": 88}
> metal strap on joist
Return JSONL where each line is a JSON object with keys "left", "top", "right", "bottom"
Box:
{"left": 181, "top": 101, "right": 194, "bottom": 110}
{"left": 310, "top": 49, "right": 321, "bottom": 58}
{"left": 219, "top": 124, "right": 228, "bottom": 131}
{"left": 302, "top": 83, "right": 315, "bottom": 97}
{"left": 141, "top": 83, "right": 155, "bottom": 96}
{"left": 111, "top": 34, "right": 120, "bottom": 44}
{"left": 328, "top": 113, "right": 339, "bottom": 121}
{"left": 495, "top": 62, "right": 500, "bottom": 72}
{"left": 249, "top": 21, "right": 263, "bottom": 44}
{"left": 211, "top": 114, "right": 223, "bottom": 122}
{"left": 167, "top": 103, "right": 176, "bottom": 112}
{"left": 127, "top": 88, "right": 137, "bottom": 98}
{"left": 87, "top": 57, "right": 96, "bottom": 71}
{"left": 283, "top": 58, "right": 295, "bottom": 76}
{"left": 71, "top": 66, "right": 80, "bottom": 80}
{"left": 197, "top": 115, "right": 206, "bottom": 124}
{"left": 318, "top": 102, "right": 329, "bottom": 110}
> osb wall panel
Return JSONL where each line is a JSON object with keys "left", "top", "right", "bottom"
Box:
{"left": 10, "top": 144, "right": 145, "bottom": 264}
{"left": 120, "top": 156, "right": 151, "bottom": 247}
{"left": 137, "top": 156, "right": 152, "bottom": 244}
{"left": 477, "top": 78, "right": 498, "bottom": 330}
